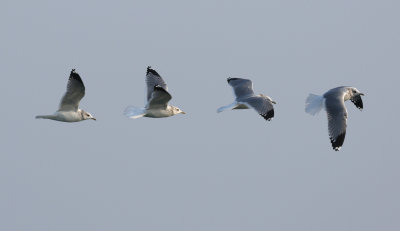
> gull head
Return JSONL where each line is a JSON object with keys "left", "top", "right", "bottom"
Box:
{"left": 81, "top": 110, "right": 96, "bottom": 121}
{"left": 172, "top": 106, "right": 186, "bottom": 115}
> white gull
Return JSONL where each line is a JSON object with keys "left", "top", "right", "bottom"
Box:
{"left": 124, "top": 66, "right": 185, "bottom": 119}
{"left": 36, "top": 69, "right": 96, "bottom": 122}
{"left": 305, "top": 86, "right": 364, "bottom": 151}
{"left": 217, "top": 77, "right": 276, "bottom": 121}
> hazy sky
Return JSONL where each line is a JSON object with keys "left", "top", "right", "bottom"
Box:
{"left": 1, "top": 0, "right": 399, "bottom": 230}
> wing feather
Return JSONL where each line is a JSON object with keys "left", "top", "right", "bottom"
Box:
{"left": 146, "top": 85, "right": 172, "bottom": 109}
{"left": 58, "top": 69, "right": 85, "bottom": 112}
{"left": 241, "top": 96, "right": 275, "bottom": 121}
{"left": 227, "top": 78, "right": 255, "bottom": 99}
{"left": 146, "top": 66, "right": 168, "bottom": 101}
{"left": 324, "top": 93, "right": 348, "bottom": 151}
{"left": 350, "top": 95, "right": 363, "bottom": 110}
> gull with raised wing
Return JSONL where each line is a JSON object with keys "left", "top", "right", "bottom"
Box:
{"left": 123, "top": 66, "right": 185, "bottom": 119}
{"left": 305, "top": 86, "right": 364, "bottom": 151}
{"left": 217, "top": 77, "right": 276, "bottom": 121}
{"left": 36, "top": 69, "right": 96, "bottom": 122}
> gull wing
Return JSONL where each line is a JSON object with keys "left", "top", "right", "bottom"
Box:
{"left": 146, "top": 85, "right": 172, "bottom": 109}
{"left": 58, "top": 69, "right": 85, "bottom": 112}
{"left": 145, "top": 66, "right": 168, "bottom": 102}
{"left": 227, "top": 77, "right": 255, "bottom": 100}
{"left": 324, "top": 91, "right": 348, "bottom": 151}
{"left": 241, "top": 96, "right": 275, "bottom": 121}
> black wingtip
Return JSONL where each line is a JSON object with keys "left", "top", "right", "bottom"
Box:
{"left": 351, "top": 99, "right": 363, "bottom": 110}
{"left": 261, "top": 109, "right": 274, "bottom": 121}
{"left": 227, "top": 77, "right": 239, "bottom": 83}
{"left": 69, "top": 68, "right": 83, "bottom": 84}
{"left": 147, "top": 66, "right": 160, "bottom": 76}
{"left": 330, "top": 133, "right": 346, "bottom": 151}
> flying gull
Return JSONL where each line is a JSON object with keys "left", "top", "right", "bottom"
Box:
{"left": 305, "top": 86, "right": 364, "bottom": 151}
{"left": 36, "top": 69, "right": 96, "bottom": 122}
{"left": 217, "top": 77, "right": 276, "bottom": 121}
{"left": 123, "top": 66, "right": 185, "bottom": 119}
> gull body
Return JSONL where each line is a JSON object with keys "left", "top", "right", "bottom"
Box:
{"left": 36, "top": 69, "right": 96, "bottom": 122}
{"left": 305, "top": 86, "right": 364, "bottom": 151}
{"left": 144, "top": 105, "right": 182, "bottom": 118}
{"left": 217, "top": 77, "right": 276, "bottom": 121}
{"left": 123, "top": 66, "right": 185, "bottom": 119}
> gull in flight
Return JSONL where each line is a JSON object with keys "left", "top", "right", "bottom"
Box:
{"left": 217, "top": 77, "right": 276, "bottom": 121}
{"left": 36, "top": 69, "right": 96, "bottom": 122}
{"left": 305, "top": 86, "right": 364, "bottom": 151}
{"left": 123, "top": 66, "right": 185, "bottom": 119}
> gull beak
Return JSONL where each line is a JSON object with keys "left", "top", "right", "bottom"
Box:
{"left": 359, "top": 93, "right": 364, "bottom": 96}
{"left": 181, "top": 111, "right": 186, "bottom": 114}
{"left": 92, "top": 117, "right": 97, "bottom": 121}
{"left": 272, "top": 101, "right": 277, "bottom": 104}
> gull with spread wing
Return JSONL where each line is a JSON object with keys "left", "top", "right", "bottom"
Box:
{"left": 36, "top": 69, "right": 96, "bottom": 122}
{"left": 124, "top": 66, "right": 185, "bottom": 119}
{"left": 217, "top": 77, "right": 276, "bottom": 121}
{"left": 305, "top": 86, "right": 364, "bottom": 151}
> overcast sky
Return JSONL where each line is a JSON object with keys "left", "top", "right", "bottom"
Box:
{"left": 1, "top": 0, "right": 399, "bottom": 230}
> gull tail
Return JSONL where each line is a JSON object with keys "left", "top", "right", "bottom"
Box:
{"left": 123, "top": 106, "right": 146, "bottom": 119}
{"left": 305, "top": 94, "right": 324, "bottom": 115}
{"left": 35, "top": 115, "right": 54, "bottom": 119}
{"left": 217, "top": 102, "right": 237, "bottom": 113}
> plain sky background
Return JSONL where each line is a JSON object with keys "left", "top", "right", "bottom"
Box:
{"left": 1, "top": 0, "right": 399, "bottom": 230}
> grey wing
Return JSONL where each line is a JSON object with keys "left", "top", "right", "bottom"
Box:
{"left": 350, "top": 95, "right": 363, "bottom": 110}
{"left": 146, "top": 85, "right": 172, "bottom": 109}
{"left": 324, "top": 95, "right": 348, "bottom": 151}
{"left": 146, "top": 66, "right": 168, "bottom": 101}
{"left": 58, "top": 69, "right": 85, "bottom": 112}
{"left": 241, "top": 96, "right": 275, "bottom": 121}
{"left": 227, "top": 77, "right": 255, "bottom": 99}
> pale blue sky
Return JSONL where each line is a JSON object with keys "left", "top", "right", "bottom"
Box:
{"left": 1, "top": 0, "right": 399, "bottom": 230}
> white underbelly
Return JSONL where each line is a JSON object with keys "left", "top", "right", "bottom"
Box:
{"left": 145, "top": 109, "right": 172, "bottom": 118}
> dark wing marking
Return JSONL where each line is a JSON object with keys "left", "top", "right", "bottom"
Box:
{"left": 350, "top": 95, "right": 363, "bottom": 110}
{"left": 330, "top": 133, "right": 346, "bottom": 151}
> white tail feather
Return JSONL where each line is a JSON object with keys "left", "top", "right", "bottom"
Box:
{"left": 305, "top": 94, "right": 324, "bottom": 115}
{"left": 123, "top": 106, "right": 146, "bottom": 119}
{"left": 35, "top": 115, "right": 55, "bottom": 119}
{"left": 217, "top": 102, "right": 237, "bottom": 113}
